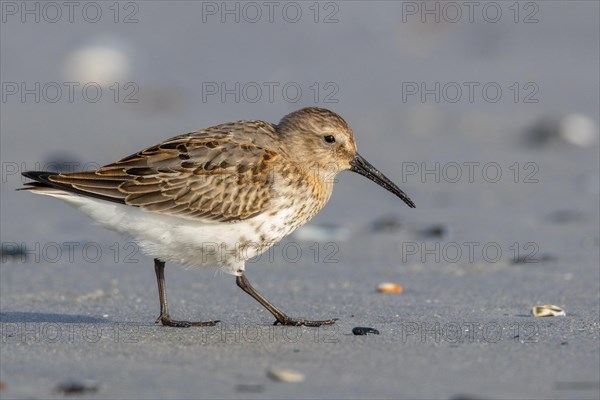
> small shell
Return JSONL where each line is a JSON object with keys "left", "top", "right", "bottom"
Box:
{"left": 532, "top": 305, "right": 566, "bottom": 317}
{"left": 377, "top": 282, "right": 404, "bottom": 293}
{"left": 267, "top": 368, "right": 305, "bottom": 383}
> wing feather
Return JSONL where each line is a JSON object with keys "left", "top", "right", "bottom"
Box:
{"left": 25, "top": 122, "right": 283, "bottom": 222}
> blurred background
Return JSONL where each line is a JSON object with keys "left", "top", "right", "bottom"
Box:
{"left": 1, "top": 1, "right": 599, "bottom": 399}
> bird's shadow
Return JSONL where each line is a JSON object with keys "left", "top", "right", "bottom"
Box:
{"left": 0, "top": 311, "right": 107, "bottom": 324}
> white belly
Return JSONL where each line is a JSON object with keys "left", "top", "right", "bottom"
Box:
{"left": 34, "top": 190, "right": 302, "bottom": 276}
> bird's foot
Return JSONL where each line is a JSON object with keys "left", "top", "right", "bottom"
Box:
{"left": 155, "top": 314, "right": 219, "bottom": 327}
{"left": 273, "top": 317, "right": 338, "bottom": 327}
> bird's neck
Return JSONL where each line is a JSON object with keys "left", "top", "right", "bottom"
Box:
{"left": 301, "top": 165, "right": 336, "bottom": 204}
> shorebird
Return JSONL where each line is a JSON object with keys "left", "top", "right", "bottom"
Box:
{"left": 21, "top": 107, "right": 415, "bottom": 327}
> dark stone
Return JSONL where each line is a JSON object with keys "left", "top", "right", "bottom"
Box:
{"left": 55, "top": 380, "right": 98, "bottom": 395}
{"left": 421, "top": 224, "right": 448, "bottom": 238}
{"left": 371, "top": 215, "right": 402, "bottom": 233}
{"left": 352, "top": 327, "right": 380, "bottom": 335}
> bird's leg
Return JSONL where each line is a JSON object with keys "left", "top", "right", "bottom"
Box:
{"left": 154, "top": 259, "right": 219, "bottom": 327}
{"left": 236, "top": 273, "right": 337, "bottom": 327}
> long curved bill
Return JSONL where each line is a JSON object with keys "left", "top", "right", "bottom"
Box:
{"left": 350, "top": 153, "right": 416, "bottom": 208}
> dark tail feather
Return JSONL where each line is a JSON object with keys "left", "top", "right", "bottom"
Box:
{"left": 19, "top": 171, "right": 56, "bottom": 188}
{"left": 19, "top": 171, "right": 126, "bottom": 204}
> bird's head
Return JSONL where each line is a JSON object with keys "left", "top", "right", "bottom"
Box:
{"left": 277, "top": 107, "right": 415, "bottom": 208}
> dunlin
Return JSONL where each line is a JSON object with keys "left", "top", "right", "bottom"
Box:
{"left": 21, "top": 107, "right": 415, "bottom": 327}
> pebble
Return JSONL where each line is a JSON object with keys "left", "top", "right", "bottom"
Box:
{"left": 559, "top": 114, "right": 598, "bottom": 147}
{"left": 0, "top": 243, "right": 28, "bottom": 262}
{"left": 55, "top": 379, "right": 98, "bottom": 395}
{"left": 267, "top": 368, "right": 305, "bottom": 383}
{"left": 524, "top": 117, "right": 557, "bottom": 146}
{"left": 547, "top": 209, "right": 585, "bottom": 224}
{"left": 525, "top": 114, "right": 598, "bottom": 147}
{"left": 420, "top": 224, "right": 449, "bottom": 238}
{"left": 63, "top": 44, "right": 130, "bottom": 86}
{"left": 449, "top": 395, "right": 487, "bottom": 400}
{"left": 352, "top": 327, "right": 380, "bottom": 335}
{"left": 371, "top": 215, "right": 402, "bottom": 233}
{"left": 511, "top": 254, "right": 557, "bottom": 265}
{"left": 377, "top": 282, "right": 404, "bottom": 293}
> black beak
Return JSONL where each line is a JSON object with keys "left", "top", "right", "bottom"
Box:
{"left": 350, "top": 153, "right": 416, "bottom": 208}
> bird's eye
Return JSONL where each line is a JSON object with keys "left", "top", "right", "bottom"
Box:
{"left": 323, "top": 135, "right": 336, "bottom": 144}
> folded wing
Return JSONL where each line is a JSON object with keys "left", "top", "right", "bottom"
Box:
{"left": 22, "top": 132, "right": 282, "bottom": 223}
